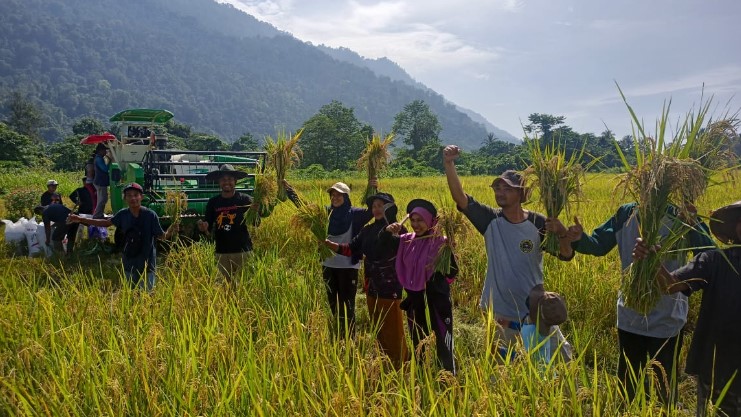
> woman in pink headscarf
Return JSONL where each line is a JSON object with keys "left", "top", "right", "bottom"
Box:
{"left": 382, "top": 199, "right": 458, "bottom": 374}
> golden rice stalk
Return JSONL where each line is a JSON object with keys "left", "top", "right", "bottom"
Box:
{"left": 682, "top": 118, "right": 739, "bottom": 191}
{"left": 265, "top": 128, "right": 303, "bottom": 201}
{"left": 433, "top": 203, "right": 469, "bottom": 275}
{"left": 243, "top": 169, "right": 277, "bottom": 227}
{"left": 358, "top": 133, "right": 394, "bottom": 201}
{"left": 524, "top": 140, "right": 586, "bottom": 254}
{"left": 289, "top": 195, "right": 334, "bottom": 259}
{"left": 164, "top": 190, "right": 188, "bottom": 226}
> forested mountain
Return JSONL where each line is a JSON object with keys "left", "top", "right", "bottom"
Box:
{"left": 0, "top": 0, "right": 506, "bottom": 149}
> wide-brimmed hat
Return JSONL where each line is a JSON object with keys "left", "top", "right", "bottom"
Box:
{"left": 709, "top": 200, "right": 741, "bottom": 244}
{"left": 406, "top": 198, "right": 437, "bottom": 228}
{"left": 122, "top": 182, "right": 144, "bottom": 194}
{"left": 528, "top": 285, "right": 567, "bottom": 336}
{"left": 327, "top": 182, "right": 351, "bottom": 195}
{"left": 205, "top": 164, "right": 248, "bottom": 181}
{"left": 46, "top": 179, "right": 59, "bottom": 186}
{"left": 491, "top": 170, "right": 529, "bottom": 203}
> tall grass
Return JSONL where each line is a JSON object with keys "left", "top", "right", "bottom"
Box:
{"left": 0, "top": 174, "right": 737, "bottom": 415}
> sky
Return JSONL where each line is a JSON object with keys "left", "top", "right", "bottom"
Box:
{"left": 220, "top": 0, "right": 741, "bottom": 140}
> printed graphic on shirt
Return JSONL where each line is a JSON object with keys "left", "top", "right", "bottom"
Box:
{"left": 520, "top": 239, "right": 534, "bottom": 253}
{"left": 215, "top": 206, "right": 239, "bottom": 231}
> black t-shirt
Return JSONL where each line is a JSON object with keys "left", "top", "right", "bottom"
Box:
{"left": 205, "top": 192, "right": 253, "bottom": 254}
{"left": 42, "top": 204, "right": 71, "bottom": 224}
{"left": 672, "top": 248, "right": 741, "bottom": 394}
{"left": 69, "top": 186, "right": 94, "bottom": 214}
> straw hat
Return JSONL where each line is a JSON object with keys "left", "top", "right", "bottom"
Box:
{"left": 205, "top": 164, "right": 248, "bottom": 181}
{"left": 709, "top": 200, "right": 741, "bottom": 244}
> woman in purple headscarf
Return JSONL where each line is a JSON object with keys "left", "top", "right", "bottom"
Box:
{"left": 382, "top": 199, "right": 458, "bottom": 374}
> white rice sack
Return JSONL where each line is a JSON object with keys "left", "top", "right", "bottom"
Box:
{"left": 25, "top": 220, "right": 44, "bottom": 257}
{"left": 3, "top": 218, "right": 27, "bottom": 244}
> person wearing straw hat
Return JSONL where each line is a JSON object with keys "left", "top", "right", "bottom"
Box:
{"left": 442, "top": 144, "right": 574, "bottom": 362}
{"left": 324, "top": 192, "right": 408, "bottom": 368}
{"left": 566, "top": 201, "right": 714, "bottom": 405}
{"left": 197, "top": 164, "right": 261, "bottom": 284}
{"left": 68, "top": 182, "right": 178, "bottom": 290}
{"left": 382, "top": 199, "right": 459, "bottom": 374}
{"left": 633, "top": 200, "right": 741, "bottom": 417}
{"left": 40, "top": 179, "right": 63, "bottom": 206}
{"left": 92, "top": 142, "right": 110, "bottom": 219}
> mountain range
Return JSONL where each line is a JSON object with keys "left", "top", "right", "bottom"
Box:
{"left": 0, "top": 0, "right": 519, "bottom": 148}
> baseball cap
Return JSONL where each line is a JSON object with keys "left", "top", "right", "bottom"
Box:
{"left": 327, "top": 182, "right": 351, "bottom": 195}
{"left": 47, "top": 179, "right": 59, "bottom": 186}
{"left": 122, "top": 182, "right": 144, "bottom": 194}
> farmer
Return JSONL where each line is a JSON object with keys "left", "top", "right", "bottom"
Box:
{"left": 381, "top": 199, "right": 458, "bottom": 374}
{"left": 521, "top": 285, "right": 568, "bottom": 365}
{"left": 68, "top": 182, "right": 178, "bottom": 290}
{"left": 40, "top": 179, "right": 62, "bottom": 206}
{"left": 566, "top": 202, "right": 714, "bottom": 404}
{"left": 324, "top": 192, "right": 408, "bottom": 368}
{"left": 92, "top": 142, "right": 109, "bottom": 219}
{"left": 632, "top": 200, "right": 741, "bottom": 416}
{"left": 284, "top": 177, "right": 377, "bottom": 339}
{"left": 37, "top": 193, "right": 78, "bottom": 256}
{"left": 69, "top": 177, "right": 95, "bottom": 216}
{"left": 197, "top": 164, "right": 265, "bottom": 284}
{"left": 442, "top": 144, "right": 574, "bottom": 361}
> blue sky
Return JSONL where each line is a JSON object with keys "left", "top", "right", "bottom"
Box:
{"left": 221, "top": 0, "right": 741, "bottom": 140}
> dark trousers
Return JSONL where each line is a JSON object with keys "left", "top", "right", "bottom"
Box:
{"left": 402, "top": 280, "right": 455, "bottom": 374}
{"left": 697, "top": 379, "right": 741, "bottom": 417}
{"left": 322, "top": 267, "right": 358, "bottom": 338}
{"left": 51, "top": 222, "right": 80, "bottom": 254}
{"left": 617, "top": 328, "right": 683, "bottom": 404}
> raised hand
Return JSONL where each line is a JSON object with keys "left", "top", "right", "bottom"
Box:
{"left": 443, "top": 145, "right": 461, "bottom": 163}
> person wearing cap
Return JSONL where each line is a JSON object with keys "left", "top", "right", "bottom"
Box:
{"left": 521, "top": 285, "right": 568, "bottom": 365}
{"left": 284, "top": 177, "right": 377, "bottom": 338}
{"left": 196, "top": 164, "right": 264, "bottom": 284}
{"left": 324, "top": 192, "right": 408, "bottom": 368}
{"left": 37, "top": 193, "right": 79, "bottom": 256}
{"left": 633, "top": 200, "right": 741, "bottom": 416}
{"left": 40, "top": 179, "right": 62, "bottom": 206}
{"left": 442, "top": 144, "right": 574, "bottom": 362}
{"left": 92, "top": 142, "right": 109, "bottom": 219}
{"left": 68, "top": 182, "right": 177, "bottom": 290}
{"left": 382, "top": 199, "right": 459, "bottom": 374}
{"left": 565, "top": 201, "right": 714, "bottom": 404}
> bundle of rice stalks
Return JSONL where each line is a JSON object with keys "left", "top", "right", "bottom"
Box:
{"left": 524, "top": 140, "right": 587, "bottom": 254}
{"left": 614, "top": 84, "right": 708, "bottom": 314}
{"left": 357, "top": 133, "right": 394, "bottom": 201}
{"left": 265, "top": 128, "right": 303, "bottom": 201}
{"left": 681, "top": 118, "right": 739, "bottom": 193}
{"left": 243, "top": 169, "right": 277, "bottom": 227}
{"left": 289, "top": 195, "right": 334, "bottom": 259}
{"left": 433, "top": 203, "right": 469, "bottom": 275}
{"left": 164, "top": 190, "right": 188, "bottom": 226}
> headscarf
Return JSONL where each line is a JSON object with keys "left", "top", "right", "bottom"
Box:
{"left": 327, "top": 194, "right": 353, "bottom": 236}
{"left": 395, "top": 206, "right": 445, "bottom": 291}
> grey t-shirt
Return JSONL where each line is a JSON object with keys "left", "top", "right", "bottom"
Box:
{"left": 460, "top": 195, "right": 570, "bottom": 319}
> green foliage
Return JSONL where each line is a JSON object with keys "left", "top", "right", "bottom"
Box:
{"left": 392, "top": 100, "right": 442, "bottom": 159}
{"left": 185, "top": 133, "right": 228, "bottom": 151}
{"left": 4, "top": 188, "right": 39, "bottom": 220}
{"left": 71, "top": 117, "right": 105, "bottom": 135}
{"left": 299, "top": 101, "right": 368, "bottom": 171}
{"left": 47, "top": 135, "right": 90, "bottom": 171}
{"left": 3, "top": 91, "right": 42, "bottom": 140}
{"left": 231, "top": 132, "right": 259, "bottom": 151}
{"left": 0, "top": 123, "right": 42, "bottom": 165}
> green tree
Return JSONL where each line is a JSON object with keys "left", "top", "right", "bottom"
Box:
{"left": 4, "top": 92, "right": 43, "bottom": 140}
{"left": 72, "top": 117, "right": 105, "bottom": 136}
{"left": 392, "top": 100, "right": 442, "bottom": 159}
{"left": 47, "top": 135, "right": 90, "bottom": 171}
{"left": 524, "top": 113, "right": 566, "bottom": 142}
{"left": 185, "top": 133, "right": 228, "bottom": 151}
{"left": 0, "top": 123, "right": 41, "bottom": 165}
{"left": 299, "top": 101, "right": 369, "bottom": 171}
{"left": 231, "top": 133, "right": 259, "bottom": 151}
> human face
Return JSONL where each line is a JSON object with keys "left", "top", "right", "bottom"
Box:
{"left": 47, "top": 184, "right": 57, "bottom": 193}
{"left": 409, "top": 213, "right": 429, "bottom": 235}
{"left": 124, "top": 190, "right": 143, "bottom": 209}
{"left": 371, "top": 199, "right": 387, "bottom": 220}
{"left": 50, "top": 196, "right": 61, "bottom": 205}
{"left": 491, "top": 180, "right": 522, "bottom": 208}
{"left": 219, "top": 175, "right": 236, "bottom": 194}
{"left": 329, "top": 190, "right": 346, "bottom": 208}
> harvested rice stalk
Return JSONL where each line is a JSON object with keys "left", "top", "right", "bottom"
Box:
{"left": 358, "top": 133, "right": 394, "bottom": 201}
{"left": 681, "top": 118, "right": 739, "bottom": 194}
{"left": 164, "top": 189, "right": 188, "bottom": 226}
{"left": 265, "top": 129, "right": 303, "bottom": 201}
{"left": 244, "top": 169, "right": 277, "bottom": 227}
{"left": 433, "top": 202, "right": 468, "bottom": 275}
{"left": 289, "top": 194, "right": 334, "bottom": 259}
{"left": 524, "top": 140, "right": 587, "bottom": 254}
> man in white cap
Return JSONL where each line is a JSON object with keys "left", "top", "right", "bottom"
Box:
{"left": 40, "top": 179, "right": 62, "bottom": 206}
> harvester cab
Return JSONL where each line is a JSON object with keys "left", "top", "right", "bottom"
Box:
{"left": 96, "top": 108, "right": 265, "bottom": 227}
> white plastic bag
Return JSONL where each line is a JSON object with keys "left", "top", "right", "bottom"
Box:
{"left": 25, "top": 219, "right": 44, "bottom": 257}
{"left": 3, "top": 218, "right": 28, "bottom": 244}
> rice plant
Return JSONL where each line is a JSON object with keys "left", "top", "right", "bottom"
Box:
{"left": 265, "top": 128, "right": 303, "bottom": 201}
{"left": 357, "top": 132, "right": 394, "bottom": 201}
{"left": 243, "top": 168, "right": 277, "bottom": 226}
{"left": 288, "top": 190, "right": 334, "bottom": 259}
{"left": 433, "top": 202, "right": 469, "bottom": 276}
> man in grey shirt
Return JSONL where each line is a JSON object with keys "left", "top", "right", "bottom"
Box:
{"left": 443, "top": 144, "right": 575, "bottom": 361}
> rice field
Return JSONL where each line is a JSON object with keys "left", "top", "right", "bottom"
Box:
{"left": 0, "top": 172, "right": 737, "bottom": 416}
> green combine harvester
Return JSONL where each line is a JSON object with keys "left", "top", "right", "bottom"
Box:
{"left": 86, "top": 108, "right": 265, "bottom": 229}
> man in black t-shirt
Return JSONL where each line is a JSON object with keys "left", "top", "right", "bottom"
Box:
{"left": 197, "top": 164, "right": 260, "bottom": 283}
{"left": 39, "top": 194, "right": 78, "bottom": 255}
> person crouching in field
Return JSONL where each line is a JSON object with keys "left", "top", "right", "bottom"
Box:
{"left": 324, "top": 192, "right": 408, "bottom": 369}
{"left": 381, "top": 199, "right": 458, "bottom": 374}
{"left": 68, "top": 182, "right": 177, "bottom": 291}
{"left": 565, "top": 203, "right": 714, "bottom": 405}
{"left": 521, "top": 285, "right": 568, "bottom": 366}
{"left": 36, "top": 193, "right": 78, "bottom": 256}
{"left": 632, "top": 200, "right": 741, "bottom": 417}
{"left": 442, "top": 144, "right": 574, "bottom": 362}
